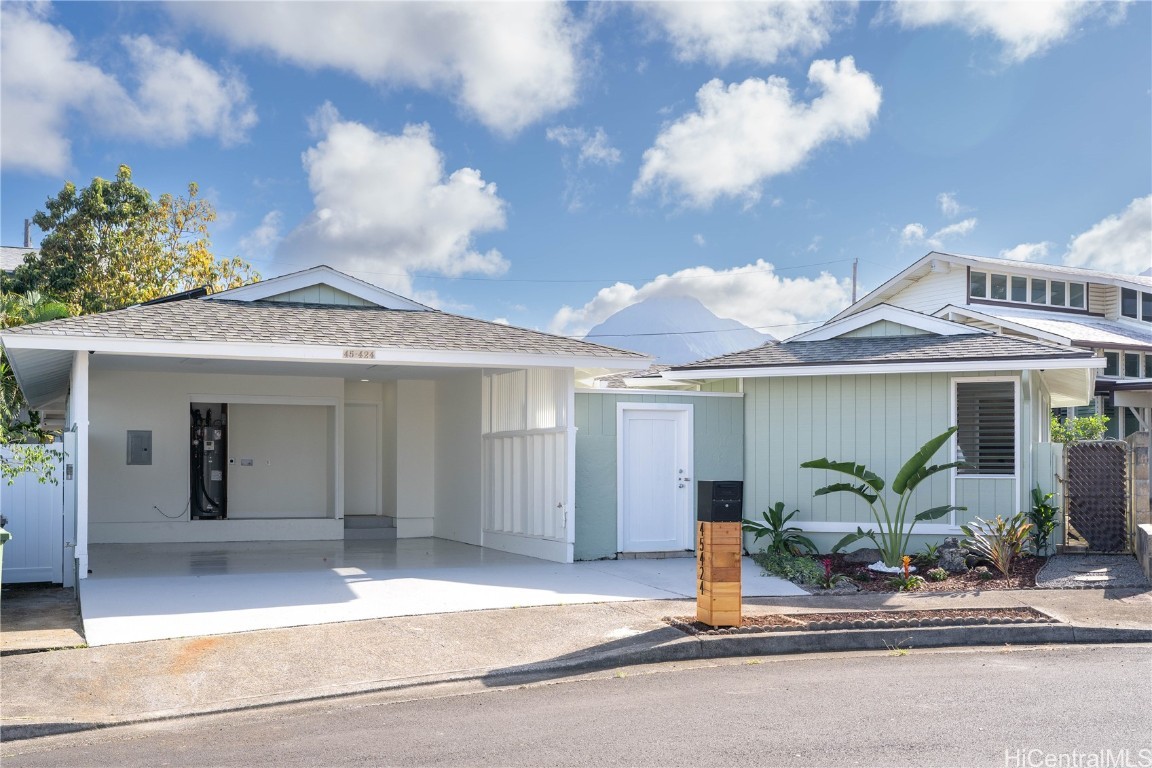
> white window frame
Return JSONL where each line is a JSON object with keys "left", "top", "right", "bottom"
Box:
{"left": 950, "top": 376, "right": 1020, "bottom": 525}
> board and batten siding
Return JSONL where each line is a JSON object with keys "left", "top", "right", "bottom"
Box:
{"left": 841, "top": 320, "right": 929, "bottom": 338}
{"left": 740, "top": 369, "right": 1039, "bottom": 551}
{"left": 573, "top": 391, "right": 743, "bottom": 560}
{"left": 264, "top": 284, "right": 374, "bottom": 306}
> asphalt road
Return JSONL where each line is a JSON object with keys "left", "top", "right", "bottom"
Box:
{"left": 4, "top": 645, "right": 1150, "bottom": 768}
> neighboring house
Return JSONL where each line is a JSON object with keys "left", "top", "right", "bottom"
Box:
{"left": 0, "top": 245, "right": 34, "bottom": 275}
{"left": 830, "top": 252, "right": 1152, "bottom": 439}
{"left": 0, "top": 265, "right": 649, "bottom": 583}
{"left": 645, "top": 303, "right": 1103, "bottom": 552}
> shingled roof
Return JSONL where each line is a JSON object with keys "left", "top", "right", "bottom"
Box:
{"left": 4, "top": 298, "right": 646, "bottom": 360}
{"left": 670, "top": 333, "right": 1096, "bottom": 371}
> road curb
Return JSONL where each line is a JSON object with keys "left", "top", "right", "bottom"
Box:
{"left": 3, "top": 623, "right": 1150, "bottom": 743}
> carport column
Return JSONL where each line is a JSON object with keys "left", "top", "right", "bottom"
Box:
{"left": 70, "top": 350, "right": 90, "bottom": 580}
{"left": 394, "top": 380, "right": 435, "bottom": 537}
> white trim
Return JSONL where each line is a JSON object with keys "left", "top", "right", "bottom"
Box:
{"left": 578, "top": 388, "right": 743, "bottom": 398}
{"left": 794, "top": 522, "right": 964, "bottom": 535}
{"left": 789, "top": 304, "right": 982, "bottom": 342}
{"left": 209, "top": 265, "right": 429, "bottom": 310}
{"left": 564, "top": 368, "right": 577, "bottom": 559}
{"left": 616, "top": 402, "right": 694, "bottom": 553}
{"left": 951, "top": 375, "right": 1021, "bottom": 526}
{"left": 663, "top": 356, "right": 1104, "bottom": 381}
{"left": 0, "top": 334, "right": 648, "bottom": 371}
{"left": 70, "top": 351, "right": 89, "bottom": 580}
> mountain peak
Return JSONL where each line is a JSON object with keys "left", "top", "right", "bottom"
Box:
{"left": 584, "top": 295, "right": 772, "bottom": 365}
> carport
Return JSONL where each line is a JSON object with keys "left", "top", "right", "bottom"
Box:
{"left": 79, "top": 538, "right": 806, "bottom": 646}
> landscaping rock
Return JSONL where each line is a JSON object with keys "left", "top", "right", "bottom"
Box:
{"left": 843, "top": 547, "right": 883, "bottom": 564}
{"left": 937, "top": 537, "right": 970, "bottom": 573}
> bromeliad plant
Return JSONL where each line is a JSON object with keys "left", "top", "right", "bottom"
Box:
{"left": 801, "top": 427, "right": 966, "bottom": 568}
{"left": 887, "top": 555, "right": 926, "bottom": 591}
{"left": 742, "top": 501, "right": 818, "bottom": 555}
{"left": 960, "top": 512, "right": 1033, "bottom": 576}
{"left": 815, "top": 557, "right": 850, "bottom": 589}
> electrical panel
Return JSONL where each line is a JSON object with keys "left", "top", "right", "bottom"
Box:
{"left": 127, "top": 430, "right": 152, "bottom": 465}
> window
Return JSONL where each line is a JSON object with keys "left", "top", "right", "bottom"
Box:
{"left": 1146, "top": 355, "right": 1152, "bottom": 379}
{"left": 1031, "top": 279, "right": 1047, "bottom": 304}
{"left": 955, "top": 381, "right": 1016, "bottom": 476}
{"left": 1010, "top": 276, "right": 1027, "bottom": 302}
{"left": 1069, "top": 283, "right": 1085, "bottom": 309}
{"left": 1050, "top": 281, "right": 1066, "bottom": 306}
{"left": 1125, "top": 352, "right": 1141, "bottom": 378}
{"left": 1122, "top": 288, "right": 1138, "bottom": 318}
{"left": 969, "top": 271, "right": 987, "bottom": 299}
{"left": 1143, "top": 292, "right": 1152, "bottom": 323}
{"left": 1103, "top": 351, "right": 1119, "bottom": 376}
{"left": 990, "top": 274, "right": 1007, "bottom": 300}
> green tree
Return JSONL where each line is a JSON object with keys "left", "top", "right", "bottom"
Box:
{"left": 6, "top": 165, "right": 259, "bottom": 313}
{"left": 0, "top": 291, "right": 69, "bottom": 483}
{"left": 1050, "top": 413, "right": 1109, "bottom": 443}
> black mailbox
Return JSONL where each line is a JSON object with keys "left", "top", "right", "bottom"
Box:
{"left": 697, "top": 480, "right": 743, "bottom": 523}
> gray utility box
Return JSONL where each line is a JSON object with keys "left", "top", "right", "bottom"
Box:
{"left": 697, "top": 480, "right": 743, "bottom": 523}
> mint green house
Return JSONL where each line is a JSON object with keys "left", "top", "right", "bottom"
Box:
{"left": 580, "top": 304, "right": 1103, "bottom": 556}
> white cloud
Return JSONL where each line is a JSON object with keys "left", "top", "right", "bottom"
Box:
{"left": 0, "top": 4, "right": 256, "bottom": 175}
{"left": 278, "top": 105, "right": 508, "bottom": 294}
{"left": 937, "top": 192, "right": 965, "bottom": 218}
{"left": 171, "top": 2, "right": 582, "bottom": 136}
{"left": 239, "top": 211, "right": 284, "bottom": 260}
{"left": 492, "top": 317, "right": 510, "bottom": 326}
{"left": 1000, "top": 242, "right": 1051, "bottom": 262}
{"left": 639, "top": 1, "right": 849, "bottom": 66}
{"left": 693, "top": 234, "right": 706, "bottom": 247}
{"left": 1063, "top": 195, "right": 1152, "bottom": 274}
{"left": 633, "top": 58, "right": 881, "bottom": 208}
{"left": 901, "top": 217, "right": 979, "bottom": 249}
{"left": 550, "top": 260, "right": 852, "bottom": 340}
{"left": 886, "top": 1, "right": 1122, "bottom": 62}
{"left": 545, "top": 126, "right": 622, "bottom": 166}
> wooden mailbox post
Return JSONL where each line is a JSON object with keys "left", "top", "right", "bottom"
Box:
{"left": 696, "top": 481, "right": 743, "bottom": 627}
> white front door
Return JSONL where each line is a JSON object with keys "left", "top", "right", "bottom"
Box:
{"left": 618, "top": 404, "right": 693, "bottom": 552}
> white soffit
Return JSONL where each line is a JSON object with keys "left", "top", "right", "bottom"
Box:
{"left": 790, "top": 303, "right": 983, "bottom": 342}
{"left": 209, "top": 265, "right": 429, "bottom": 310}
{"left": 662, "top": 356, "right": 1104, "bottom": 381}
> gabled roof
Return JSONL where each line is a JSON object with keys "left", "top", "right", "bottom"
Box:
{"left": 667, "top": 333, "right": 1096, "bottom": 376}
{"left": 210, "top": 264, "right": 430, "bottom": 310}
{"left": 788, "top": 303, "right": 982, "bottom": 342}
{"left": 938, "top": 304, "right": 1152, "bottom": 351}
{"left": 3, "top": 298, "right": 646, "bottom": 362}
{"left": 833, "top": 251, "right": 1152, "bottom": 321}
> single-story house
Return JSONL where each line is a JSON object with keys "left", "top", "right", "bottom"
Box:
{"left": 1, "top": 265, "right": 652, "bottom": 585}
{"left": 636, "top": 304, "right": 1104, "bottom": 552}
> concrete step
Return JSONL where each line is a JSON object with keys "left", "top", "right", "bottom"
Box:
{"left": 343, "top": 517, "right": 397, "bottom": 540}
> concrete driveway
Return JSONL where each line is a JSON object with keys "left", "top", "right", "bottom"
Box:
{"left": 80, "top": 539, "right": 806, "bottom": 646}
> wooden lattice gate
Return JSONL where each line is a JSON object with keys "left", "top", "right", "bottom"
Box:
{"left": 1065, "top": 441, "right": 1130, "bottom": 552}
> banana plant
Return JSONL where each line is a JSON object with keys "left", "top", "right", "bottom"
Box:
{"left": 800, "top": 427, "right": 966, "bottom": 568}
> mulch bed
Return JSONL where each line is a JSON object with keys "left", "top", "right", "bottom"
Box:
{"left": 667, "top": 606, "right": 1057, "bottom": 636}
{"left": 808, "top": 553, "right": 1046, "bottom": 593}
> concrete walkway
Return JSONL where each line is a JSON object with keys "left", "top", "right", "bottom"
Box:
{"left": 2, "top": 586, "right": 1149, "bottom": 740}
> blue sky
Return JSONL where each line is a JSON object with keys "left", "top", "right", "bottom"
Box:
{"left": 2, "top": 1, "right": 1149, "bottom": 338}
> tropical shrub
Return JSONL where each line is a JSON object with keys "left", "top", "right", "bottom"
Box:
{"left": 802, "top": 427, "right": 966, "bottom": 567}
{"left": 960, "top": 513, "right": 1033, "bottom": 576}
{"left": 926, "top": 567, "right": 948, "bottom": 582}
{"left": 742, "top": 501, "right": 817, "bottom": 555}
{"left": 1027, "top": 486, "right": 1060, "bottom": 555}
{"left": 915, "top": 542, "right": 941, "bottom": 568}
{"left": 1050, "top": 414, "right": 1108, "bottom": 443}
{"left": 753, "top": 551, "right": 824, "bottom": 585}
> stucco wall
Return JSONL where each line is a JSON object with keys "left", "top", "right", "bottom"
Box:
{"left": 88, "top": 369, "right": 343, "bottom": 542}
{"left": 573, "top": 391, "right": 744, "bottom": 560}
{"left": 435, "top": 370, "right": 483, "bottom": 546}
